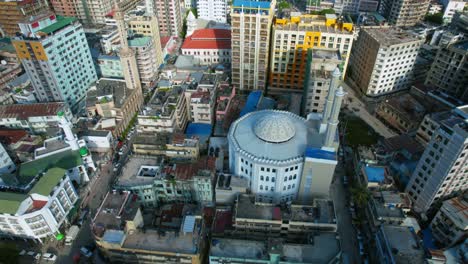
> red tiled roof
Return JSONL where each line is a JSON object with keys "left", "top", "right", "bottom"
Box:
{"left": 0, "top": 129, "right": 28, "bottom": 144}
{"left": 160, "top": 36, "right": 172, "bottom": 48}
{"left": 0, "top": 102, "right": 64, "bottom": 120}
{"left": 174, "top": 156, "right": 216, "bottom": 180}
{"left": 181, "top": 29, "right": 231, "bottom": 50}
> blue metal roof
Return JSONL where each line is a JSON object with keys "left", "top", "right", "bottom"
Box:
{"left": 364, "top": 166, "right": 385, "bottom": 183}
{"left": 182, "top": 215, "right": 196, "bottom": 233}
{"left": 186, "top": 123, "right": 212, "bottom": 136}
{"left": 102, "top": 230, "right": 125, "bottom": 244}
{"left": 305, "top": 147, "right": 336, "bottom": 161}
{"left": 240, "top": 90, "right": 262, "bottom": 117}
{"left": 233, "top": 0, "right": 271, "bottom": 9}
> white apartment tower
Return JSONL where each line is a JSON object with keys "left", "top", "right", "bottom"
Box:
{"left": 349, "top": 27, "right": 423, "bottom": 97}
{"left": 155, "top": 0, "right": 182, "bottom": 37}
{"left": 231, "top": 0, "right": 276, "bottom": 91}
{"left": 406, "top": 105, "right": 468, "bottom": 214}
{"left": 197, "top": 0, "right": 228, "bottom": 23}
{"left": 380, "top": 0, "right": 430, "bottom": 27}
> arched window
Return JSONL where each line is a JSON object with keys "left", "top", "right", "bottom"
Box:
{"left": 293, "top": 174, "right": 297, "bottom": 179}
{"left": 265, "top": 186, "right": 268, "bottom": 191}
{"left": 266, "top": 176, "right": 269, "bottom": 182}
{"left": 271, "top": 187, "right": 275, "bottom": 192}
{"left": 260, "top": 176, "right": 264, "bottom": 181}
{"left": 271, "top": 177, "right": 275, "bottom": 182}
{"left": 288, "top": 185, "right": 291, "bottom": 190}
{"left": 260, "top": 185, "right": 263, "bottom": 190}
{"left": 289, "top": 176, "right": 292, "bottom": 180}
{"left": 283, "top": 186, "right": 286, "bottom": 191}
{"left": 284, "top": 177, "right": 287, "bottom": 182}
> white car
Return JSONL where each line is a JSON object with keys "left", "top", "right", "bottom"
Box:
{"left": 19, "top": 250, "right": 26, "bottom": 256}
{"left": 118, "top": 145, "right": 127, "bottom": 155}
{"left": 113, "top": 163, "right": 121, "bottom": 172}
{"left": 27, "top": 251, "right": 36, "bottom": 256}
{"left": 43, "top": 253, "right": 57, "bottom": 261}
{"left": 35, "top": 253, "right": 42, "bottom": 260}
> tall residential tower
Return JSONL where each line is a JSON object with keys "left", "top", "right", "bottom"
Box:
{"left": 231, "top": 0, "right": 276, "bottom": 91}
{"left": 12, "top": 12, "right": 97, "bottom": 113}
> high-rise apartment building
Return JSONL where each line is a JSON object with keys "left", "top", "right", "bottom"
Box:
{"left": 231, "top": 0, "right": 276, "bottom": 91}
{"left": 302, "top": 53, "right": 343, "bottom": 115}
{"left": 269, "top": 14, "right": 353, "bottom": 93}
{"left": 12, "top": 13, "right": 98, "bottom": 113}
{"left": 128, "top": 36, "right": 160, "bottom": 87}
{"left": 380, "top": 0, "right": 430, "bottom": 27}
{"left": 441, "top": 0, "right": 466, "bottom": 23}
{"left": 405, "top": 105, "right": 468, "bottom": 214}
{"left": 155, "top": 0, "right": 182, "bottom": 37}
{"left": 50, "top": 0, "right": 115, "bottom": 26}
{"left": 425, "top": 40, "right": 468, "bottom": 102}
{"left": 0, "top": 0, "right": 49, "bottom": 37}
{"left": 49, "top": 0, "right": 76, "bottom": 18}
{"left": 128, "top": 15, "right": 164, "bottom": 69}
{"left": 197, "top": 0, "right": 228, "bottom": 23}
{"left": 349, "top": 27, "right": 423, "bottom": 97}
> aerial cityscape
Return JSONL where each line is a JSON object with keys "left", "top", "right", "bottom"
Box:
{"left": 0, "top": 0, "right": 466, "bottom": 263}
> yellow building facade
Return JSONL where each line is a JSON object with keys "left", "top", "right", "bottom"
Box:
{"left": 269, "top": 14, "right": 353, "bottom": 93}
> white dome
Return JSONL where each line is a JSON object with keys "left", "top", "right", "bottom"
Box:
{"left": 253, "top": 114, "right": 296, "bottom": 143}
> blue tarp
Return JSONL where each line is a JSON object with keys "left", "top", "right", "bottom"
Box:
{"left": 186, "top": 123, "right": 212, "bottom": 136}
{"left": 305, "top": 147, "right": 336, "bottom": 161}
{"left": 422, "top": 228, "right": 437, "bottom": 250}
{"left": 233, "top": 0, "right": 271, "bottom": 8}
{"left": 364, "top": 166, "right": 385, "bottom": 183}
{"left": 240, "top": 90, "right": 262, "bottom": 117}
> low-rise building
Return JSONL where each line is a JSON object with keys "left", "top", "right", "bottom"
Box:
{"left": 86, "top": 78, "right": 143, "bottom": 138}
{"left": 190, "top": 90, "right": 215, "bottom": 124}
{"left": 93, "top": 191, "right": 208, "bottom": 263}
{"left": 77, "top": 130, "right": 114, "bottom": 153}
{"left": 0, "top": 143, "right": 15, "bottom": 175}
{"left": 0, "top": 128, "right": 41, "bottom": 162}
{"left": 96, "top": 54, "right": 124, "bottom": 79}
{"left": 0, "top": 103, "right": 72, "bottom": 133}
{"left": 215, "top": 174, "right": 249, "bottom": 205}
{"left": 132, "top": 133, "right": 199, "bottom": 161}
{"left": 137, "top": 86, "right": 188, "bottom": 133}
{"left": 375, "top": 94, "right": 426, "bottom": 134}
{"left": 181, "top": 29, "right": 231, "bottom": 65}
{"left": 215, "top": 83, "right": 236, "bottom": 122}
{"left": 431, "top": 195, "right": 467, "bottom": 247}
{"left": 375, "top": 225, "right": 426, "bottom": 264}
{"left": 114, "top": 156, "right": 214, "bottom": 207}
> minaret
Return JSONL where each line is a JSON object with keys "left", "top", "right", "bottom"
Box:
{"left": 57, "top": 111, "right": 79, "bottom": 150}
{"left": 320, "top": 68, "right": 341, "bottom": 133}
{"left": 115, "top": 3, "right": 141, "bottom": 90}
{"left": 324, "top": 86, "right": 346, "bottom": 148}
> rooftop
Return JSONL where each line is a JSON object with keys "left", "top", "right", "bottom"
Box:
{"left": 380, "top": 134, "right": 424, "bottom": 155}
{"left": 92, "top": 191, "right": 140, "bottom": 235}
{"left": 38, "top": 16, "right": 77, "bottom": 35}
{"left": 116, "top": 157, "right": 163, "bottom": 187}
{"left": 128, "top": 36, "right": 151, "bottom": 47}
{"left": 0, "top": 192, "right": 27, "bottom": 215}
{"left": 19, "top": 149, "right": 83, "bottom": 184}
{"left": 210, "top": 235, "right": 340, "bottom": 263}
{"left": 87, "top": 79, "right": 131, "bottom": 109}
{"left": 143, "top": 86, "right": 183, "bottom": 117}
{"left": 380, "top": 225, "right": 425, "bottom": 263}
{"left": 364, "top": 165, "right": 386, "bottom": 183}
{"left": 181, "top": 29, "right": 231, "bottom": 50}
{"left": 235, "top": 195, "right": 336, "bottom": 224}
{"left": 0, "top": 102, "right": 64, "bottom": 120}
{"left": 232, "top": 0, "right": 271, "bottom": 9}
{"left": 365, "top": 27, "right": 422, "bottom": 46}
{"left": 0, "top": 128, "right": 29, "bottom": 144}
{"left": 440, "top": 196, "right": 468, "bottom": 228}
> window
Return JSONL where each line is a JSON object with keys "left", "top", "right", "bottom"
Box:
{"left": 260, "top": 185, "right": 263, "bottom": 190}
{"left": 288, "top": 185, "right": 291, "bottom": 190}
{"left": 266, "top": 176, "right": 269, "bottom": 181}
{"left": 260, "top": 176, "right": 264, "bottom": 181}
{"left": 271, "top": 177, "right": 275, "bottom": 182}
{"left": 289, "top": 176, "right": 292, "bottom": 180}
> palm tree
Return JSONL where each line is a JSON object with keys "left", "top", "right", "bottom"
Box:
{"left": 350, "top": 184, "right": 370, "bottom": 207}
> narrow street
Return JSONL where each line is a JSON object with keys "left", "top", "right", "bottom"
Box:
{"left": 331, "top": 160, "right": 361, "bottom": 264}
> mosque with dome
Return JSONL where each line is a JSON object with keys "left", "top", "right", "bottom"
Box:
{"left": 228, "top": 68, "right": 345, "bottom": 203}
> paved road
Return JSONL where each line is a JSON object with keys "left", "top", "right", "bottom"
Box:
{"left": 341, "top": 81, "right": 397, "bottom": 139}
{"left": 331, "top": 159, "right": 361, "bottom": 264}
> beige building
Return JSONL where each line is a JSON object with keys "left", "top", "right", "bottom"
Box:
{"left": 137, "top": 86, "right": 188, "bottom": 133}
{"left": 380, "top": 0, "right": 430, "bottom": 27}
{"left": 231, "top": 0, "right": 276, "bottom": 91}
{"left": 86, "top": 79, "right": 143, "bottom": 138}
{"left": 128, "top": 36, "right": 160, "bottom": 87}
{"left": 93, "top": 191, "right": 208, "bottom": 263}
{"left": 431, "top": 196, "right": 468, "bottom": 247}
{"left": 425, "top": 40, "right": 468, "bottom": 102}
{"left": 154, "top": 0, "right": 182, "bottom": 37}
{"left": 0, "top": 0, "right": 49, "bottom": 37}
{"left": 270, "top": 14, "right": 353, "bottom": 93}
{"left": 349, "top": 27, "right": 423, "bottom": 97}
{"left": 128, "top": 15, "right": 164, "bottom": 70}
{"left": 302, "top": 50, "right": 344, "bottom": 115}
{"left": 133, "top": 133, "right": 199, "bottom": 160}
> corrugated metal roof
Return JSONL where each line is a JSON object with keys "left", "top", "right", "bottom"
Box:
{"left": 183, "top": 215, "right": 196, "bottom": 233}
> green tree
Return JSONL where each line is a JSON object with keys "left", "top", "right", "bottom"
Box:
{"left": 278, "top": 1, "right": 290, "bottom": 11}
{"left": 350, "top": 184, "right": 370, "bottom": 207}
{"left": 425, "top": 12, "right": 444, "bottom": 24}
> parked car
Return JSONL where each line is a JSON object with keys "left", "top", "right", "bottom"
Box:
{"left": 113, "top": 163, "right": 121, "bottom": 172}
{"left": 343, "top": 176, "right": 348, "bottom": 185}
{"left": 118, "top": 145, "right": 127, "bottom": 155}
{"left": 77, "top": 209, "right": 89, "bottom": 227}
{"left": 27, "top": 251, "right": 36, "bottom": 256}
{"left": 43, "top": 253, "right": 57, "bottom": 261}
{"left": 80, "top": 247, "right": 93, "bottom": 258}
{"left": 359, "top": 241, "right": 365, "bottom": 255}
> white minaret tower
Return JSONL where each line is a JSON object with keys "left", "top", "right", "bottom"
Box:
{"left": 324, "top": 86, "right": 347, "bottom": 148}
{"left": 320, "top": 68, "right": 341, "bottom": 133}
{"left": 58, "top": 111, "right": 79, "bottom": 150}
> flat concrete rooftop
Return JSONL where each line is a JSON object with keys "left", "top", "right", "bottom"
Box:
{"left": 116, "top": 157, "right": 164, "bottom": 187}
